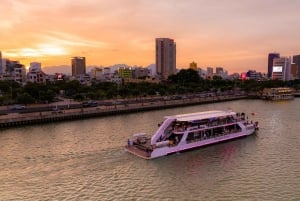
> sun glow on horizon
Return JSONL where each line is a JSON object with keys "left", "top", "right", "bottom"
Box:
{"left": 4, "top": 44, "right": 67, "bottom": 57}
{"left": 38, "top": 44, "right": 68, "bottom": 56}
{"left": 1, "top": 0, "right": 300, "bottom": 73}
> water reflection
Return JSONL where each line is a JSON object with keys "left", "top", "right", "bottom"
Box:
{"left": 0, "top": 99, "right": 300, "bottom": 200}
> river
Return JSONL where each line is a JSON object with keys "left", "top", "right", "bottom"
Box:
{"left": 0, "top": 99, "right": 299, "bottom": 201}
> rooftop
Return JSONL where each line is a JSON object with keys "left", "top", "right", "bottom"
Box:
{"left": 165, "top": 110, "right": 235, "bottom": 122}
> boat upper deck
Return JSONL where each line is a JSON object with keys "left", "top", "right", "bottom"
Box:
{"left": 165, "top": 110, "right": 236, "bottom": 122}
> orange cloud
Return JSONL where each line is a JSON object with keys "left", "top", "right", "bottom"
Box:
{"left": 1, "top": 0, "right": 300, "bottom": 73}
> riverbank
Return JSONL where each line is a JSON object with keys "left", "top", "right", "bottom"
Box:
{"left": 0, "top": 95, "right": 247, "bottom": 128}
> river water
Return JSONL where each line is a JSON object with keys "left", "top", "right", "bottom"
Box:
{"left": 0, "top": 99, "right": 299, "bottom": 201}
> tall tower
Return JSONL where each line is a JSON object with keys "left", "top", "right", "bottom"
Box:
{"left": 291, "top": 63, "right": 298, "bottom": 79}
{"left": 155, "top": 38, "right": 176, "bottom": 79}
{"left": 268, "top": 53, "right": 280, "bottom": 78}
{"left": 71, "top": 57, "right": 86, "bottom": 76}
{"left": 293, "top": 55, "right": 300, "bottom": 78}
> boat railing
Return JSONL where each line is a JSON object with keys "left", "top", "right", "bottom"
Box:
{"left": 173, "top": 120, "right": 238, "bottom": 134}
{"left": 187, "top": 126, "right": 200, "bottom": 131}
{"left": 186, "top": 127, "right": 243, "bottom": 144}
{"left": 186, "top": 122, "right": 238, "bottom": 132}
{"left": 133, "top": 133, "right": 147, "bottom": 138}
{"left": 173, "top": 131, "right": 185, "bottom": 135}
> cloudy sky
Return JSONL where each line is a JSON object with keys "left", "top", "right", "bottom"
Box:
{"left": 1, "top": 0, "right": 299, "bottom": 73}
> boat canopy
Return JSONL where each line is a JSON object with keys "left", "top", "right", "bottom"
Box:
{"left": 165, "top": 110, "right": 236, "bottom": 122}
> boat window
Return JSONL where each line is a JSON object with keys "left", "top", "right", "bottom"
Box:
{"left": 168, "top": 133, "right": 183, "bottom": 145}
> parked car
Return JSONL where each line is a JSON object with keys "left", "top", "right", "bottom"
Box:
{"left": 52, "top": 107, "right": 63, "bottom": 114}
{"left": 82, "top": 101, "right": 98, "bottom": 107}
{"left": 10, "top": 104, "right": 26, "bottom": 110}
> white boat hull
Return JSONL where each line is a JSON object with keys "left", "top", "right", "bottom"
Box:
{"left": 150, "top": 128, "right": 255, "bottom": 159}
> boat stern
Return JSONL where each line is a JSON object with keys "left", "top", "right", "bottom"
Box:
{"left": 125, "top": 145, "right": 152, "bottom": 159}
{"left": 125, "top": 133, "right": 155, "bottom": 159}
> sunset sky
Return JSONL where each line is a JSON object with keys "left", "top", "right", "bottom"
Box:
{"left": 1, "top": 0, "right": 299, "bottom": 73}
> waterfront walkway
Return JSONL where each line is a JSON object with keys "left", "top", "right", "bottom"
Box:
{"left": 0, "top": 95, "right": 246, "bottom": 128}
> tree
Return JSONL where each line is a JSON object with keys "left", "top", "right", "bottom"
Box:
{"left": 64, "top": 80, "right": 82, "bottom": 97}
{"left": 17, "top": 93, "right": 35, "bottom": 104}
{"left": 86, "top": 92, "right": 99, "bottom": 100}
{"left": 118, "top": 87, "right": 130, "bottom": 98}
{"left": 131, "top": 88, "right": 140, "bottom": 100}
{"left": 73, "top": 94, "right": 84, "bottom": 101}
{"left": 168, "top": 69, "right": 200, "bottom": 84}
{"left": 39, "top": 90, "right": 56, "bottom": 103}
{"left": 0, "top": 81, "right": 11, "bottom": 93}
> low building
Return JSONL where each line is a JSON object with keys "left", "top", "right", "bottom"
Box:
{"left": 3, "top": 60, "right": 27, "bottom": 85}
{"left": 132, "top": 67, "right": 150, "bottom": 79}
{"left": 27, "top": 70, "right": 47, "bottom": 83}
{"left": 123, "top": 77, "right": 160, "bottom": 84}
{"left": 207, "top": 67, "right": 213, "bottom": 79}
{"left": 107, "top": 75, "right": 122, "bottom": 85}
{"left": 90, "top": 67, "right": 105, "bottom": 80}
{"left": 119, "top": 67, "right": 133, "bottom": 79}
{"left": 14, "top": 65, "right": 26, "bottom": 84}
{"left": 197, "top": 68, "right": 207, "bottom": 79}
{"left": 76, "top": 74, "right": 91, "bottom": 85}
{"left": 27, "top": 63, "right": 47, "bottom": 84}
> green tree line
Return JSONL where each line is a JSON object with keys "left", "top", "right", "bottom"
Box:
{"left": 1, "top": 69, "right": 299, "bottom": 105}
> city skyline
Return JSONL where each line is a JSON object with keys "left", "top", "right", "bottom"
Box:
{"left": 1, "top": 0, "right": 300, "bottom": 73}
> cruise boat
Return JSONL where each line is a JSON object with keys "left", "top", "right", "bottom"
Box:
{"left": 261, "top": 87, "right": 294, "bottom": 101}
{"left": 125, "top": 110, "right": 259, "bottom": 159}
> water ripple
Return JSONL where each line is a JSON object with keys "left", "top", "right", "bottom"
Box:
{"left": 0, "top": 99, "right": 300, "bottom": 200}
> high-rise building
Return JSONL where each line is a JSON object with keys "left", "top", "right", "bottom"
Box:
{"left": 71, "top": 57, "right": 86, "bottom": 76}
{"left": 155, "top": 38, "right": 176, "bottom": 79}
{"left": 268, "top": 53, "right": 280, "bottom": 78}
{"left": 291, "top": 63, "right": 298, "bottom": 79}
{"left": 293, "top": 55, "right": 300, "bottom": 78}
{"left": 272, "top": 57, "right": 291, "bottom": 81}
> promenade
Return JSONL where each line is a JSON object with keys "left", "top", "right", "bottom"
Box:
{"left": 0, "top": 94, "right": 247, "bottom": 128}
